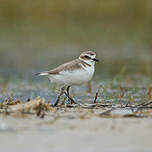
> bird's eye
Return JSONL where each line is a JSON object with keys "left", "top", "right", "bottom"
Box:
{"left": 84, "top": 55, "right": 90, "bottom": 59}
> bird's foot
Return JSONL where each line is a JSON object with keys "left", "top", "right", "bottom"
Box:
{"left": 64, "top": 91, "right": 77, "bottom": 104}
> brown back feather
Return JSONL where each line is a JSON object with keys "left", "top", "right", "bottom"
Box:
{"left": 48, "top": 59, "right": 84, "bottom": 75}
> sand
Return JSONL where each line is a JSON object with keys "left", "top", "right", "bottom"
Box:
{"left": 0, "top": 106, "right": 152, "bottom": 152}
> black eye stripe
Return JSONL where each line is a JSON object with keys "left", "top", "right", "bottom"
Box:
{"left": 84, "top": 55, "right": 91, "bottom": 59}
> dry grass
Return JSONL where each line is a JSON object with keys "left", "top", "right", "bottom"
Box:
{"left": 1, "top": 95, "right": 152, "bottom": 119}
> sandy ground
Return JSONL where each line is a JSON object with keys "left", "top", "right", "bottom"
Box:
{"left": 0, "top": 106, "right": 152, "bottom": 152}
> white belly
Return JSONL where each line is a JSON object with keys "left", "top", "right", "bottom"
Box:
{"left": 49, "top": 66, "right": 94, "bottom": 85}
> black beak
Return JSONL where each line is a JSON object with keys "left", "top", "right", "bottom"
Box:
{"left": 92, "top": 58, "right": 99, "bottom": 62}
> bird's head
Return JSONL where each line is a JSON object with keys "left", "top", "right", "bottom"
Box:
{"left": 79, "top": 50, "right": 99, "bottom": 65}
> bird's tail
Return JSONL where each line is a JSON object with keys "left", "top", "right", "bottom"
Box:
{"left": 35, "top": 72, "right": 49, "bottom": 76}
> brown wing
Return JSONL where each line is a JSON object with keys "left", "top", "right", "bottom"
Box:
{"left": 47, "top": 59, "right": 82, "bottom": 75}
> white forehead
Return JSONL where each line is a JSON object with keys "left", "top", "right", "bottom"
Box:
{"left": 80, "top": 51, "right": 96, "bottom": 57}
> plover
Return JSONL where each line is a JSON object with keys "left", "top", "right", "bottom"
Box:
{"left": 36, "top": 50, "right": 99, "bottom": 105}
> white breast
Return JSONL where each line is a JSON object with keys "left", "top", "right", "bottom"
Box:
{"left": 49, "top": 65, "right": 95, "bottom": 86}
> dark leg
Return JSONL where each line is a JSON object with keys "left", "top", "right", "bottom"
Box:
{"left": 65, "top": 86, "right": 77, "bottom": 104}
{"left": 67, "top": 86, "right": 70, "bottom": 96}
{"left": 66, "top": 86, "right": 72, "bottom": 104}
{"left": 54, "top": 87, "right": 65, "bottom": 106}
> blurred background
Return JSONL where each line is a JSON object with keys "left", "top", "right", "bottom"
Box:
{"left": 0, "top": 0, "right": 152, "bottom": 79}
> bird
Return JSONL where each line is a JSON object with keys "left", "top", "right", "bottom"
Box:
{"left": 36, "top": 50, "right": 99, "bottom": 106}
